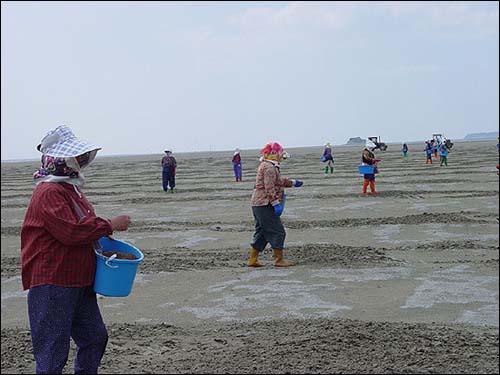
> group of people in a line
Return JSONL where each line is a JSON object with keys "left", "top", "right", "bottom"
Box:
{"left": 161, "top": 137, "right": 455, "bottom": 201}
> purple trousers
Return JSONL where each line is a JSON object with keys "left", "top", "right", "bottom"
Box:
{"left": 233, "top": 163, "right": 242, "bottom": 179}
{"left": 27, "top": 285, "right": 108, "bottom": 374}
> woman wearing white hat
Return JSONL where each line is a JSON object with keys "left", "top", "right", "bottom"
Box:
{"left": 322, "top": 142, "right": 334, "bottom": 175}
{"left": 232, "top": 148, "right": 243, "bottom": 182}
{"left": 21, "top": 125, "right": 131, "bottom": 374}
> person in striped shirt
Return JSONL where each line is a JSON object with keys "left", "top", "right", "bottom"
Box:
{"left": 21, "top": 125, "right": 131, "bottom": 374}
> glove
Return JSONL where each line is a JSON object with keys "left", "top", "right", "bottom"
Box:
{"left": 273, "top": 203, "right": 283, "bottom": 217}
{"left": 293, "top": 180, "right": 303, "bottom": 188}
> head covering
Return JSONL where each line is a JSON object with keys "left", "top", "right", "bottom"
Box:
{"left": 365, "top": 139, "right": 376, "bottom": 150}
{"left": 33, "top": 154, "right": 86, "bottom": 187}
{"left": 37, "top": 125, "right": 100, "bottom": 157}
{"left": 325, "top": 142, "right": 331, "bottom": 148}
{"left": 34, "top": 125, "right": 99, "bottom": 187}
{"left": 260, "top": 142, "right": 286, "bottom": 162}
{"left": 234, "top": 148, "right": 240, "bottom": 156}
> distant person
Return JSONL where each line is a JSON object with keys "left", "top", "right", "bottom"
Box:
{"left": 433, "top": 142, "right": 439, "bottom": 158}
{"left": 21, "top": 125, "right": 131, "bottom": 374}
{"left": 361, "top": 141, "right": 380, "bottom": 195}
{"left": 425, "top": 141, "right": 433, "bottom": 164}
{"left": 439, "top": 143, "right": 449, "bottom": 166}
{"left": 232, "top": 148, "right": 243, "bottom": 182}
{"left": 322, "top": 142, "right": 334, "bottom": 175}
{"left": 161, "top": 149, "right": 177, "bottom": 193}
{"left": 402, "top": 143, "right": 408, "bottom": 158}
{"left": 248, "top": 141, "right": 303, "bottom": 267}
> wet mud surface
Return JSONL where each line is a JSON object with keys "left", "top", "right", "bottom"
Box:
{"left": 2, "top": 141, "right": 499, "bottom": 373}
{"left": 2, "top": 319, "right": 498, "bottom": 374}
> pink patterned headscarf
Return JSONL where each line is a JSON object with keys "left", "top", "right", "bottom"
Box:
{"left": 260, "top": 142, "right": 285, "bottom": 162}
{"left": 33, "top": 155, "right": 79, "bottom": 180}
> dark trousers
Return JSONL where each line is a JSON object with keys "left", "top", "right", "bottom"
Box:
{"left": 27, "top": 285, "right": 108, "bottom": 374}
{"left": 251, "top": 204, "right": 286, "bottom": 251}
{"left": 162, "top": 167, "right": 175, "bottom": 190}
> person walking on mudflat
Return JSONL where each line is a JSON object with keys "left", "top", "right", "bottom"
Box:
{"left": 402, "top": 143, "right": 408, "bottom": 158}
{"left": 361, "top": 141, "right": 380, "bottom": 195}
{"left": 248, "top": 141, "right": 303, "bottom": 267}
{"left": 161, "top": 149, "right": 177, "bottom": 193}
{"left": 232, "top": 148, "right": 243, "bottom": 182}
{"left": 439, "top": 142, "right": 449, "bottom": 166}
{"left": 425, "top": 141, "right": 433, "bottom": 164}
{"left": 21, "top": 125, "right": 131, "bottom": 374}
{"left": 322, "top": 142, "right": 334, "bottom": 175}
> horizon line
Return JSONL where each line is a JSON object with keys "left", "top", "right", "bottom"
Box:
{"left": 1, "top": 136, "right": 497, "bottom": 163}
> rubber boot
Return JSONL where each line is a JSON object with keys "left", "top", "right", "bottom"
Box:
{"left": 362, "top": 179, "right": 369, "bottom": 194}
{"left": 324, "top": 165, "right": 329, "bottom": 175}
{"left": 369, "top": 180, "right": 379, "bottom": 195}
{"left": 248, "top": 247, "right": 265, "bottom": 267}
{"left": 273, "top": 248, "right": 294, "bottom": 267}
{"left": 330, "top": 166, "right": 334, "bottom": 174}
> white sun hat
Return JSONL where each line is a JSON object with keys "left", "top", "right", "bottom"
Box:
{"left": 37, "top": 125, "right": 101, "bottom": 157}
{"left": 365, "top": 139, "right": 376, "bottom": 150}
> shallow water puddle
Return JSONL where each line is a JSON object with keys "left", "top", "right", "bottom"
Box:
{"left": 175, "top": 265, "right": 498, "bottom": 326}
{"left": 311, "top": 266, "right": 412, "bottom": 282}
{"left": 373, "top": 224, "right": 401, "bottom": 242}
{"left": 176, "top": 235, "right": 218, "bottom": 248}
{"left": 402, "top": 265, "right": 498, "bottom": 326}
{"left": 178, "top": 268, "right": 351, "bottom": 321}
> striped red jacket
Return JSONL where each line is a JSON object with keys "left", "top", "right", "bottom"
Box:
{"left": 21, "top": 182, "right": 113, "bottom": 290}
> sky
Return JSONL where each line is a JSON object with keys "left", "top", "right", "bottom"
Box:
{"left": 1, "top": 1, "right": 499, "bottom": 160}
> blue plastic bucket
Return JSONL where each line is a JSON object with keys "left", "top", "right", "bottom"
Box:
{"left": 358, "top": 164, "right": 375, "bottom": 174}
{"left": 94, "top": 237, "right": 144, "bottom": 297}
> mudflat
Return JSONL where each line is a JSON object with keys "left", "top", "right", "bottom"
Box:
{"left": 1, "top": 140, "right": 498, "bottom": 374}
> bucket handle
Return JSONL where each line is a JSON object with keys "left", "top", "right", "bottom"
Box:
{"left": 105, "top": 254, "right": 119, "bottom": 269}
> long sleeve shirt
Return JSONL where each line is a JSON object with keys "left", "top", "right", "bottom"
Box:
{"left": 322, "top": 147, "right": 333, "bottom": 160}
{"left": 161, "top": 156, "right": 177, "bottom": 169}
{"left": 251, "top": 161, "right": 293, "bottom": 207}
{"left": 21, "top": 182, "right": 113, "bottom": 290}
{"left": 232, "top": 154, "right": 241, "bottom": 165}
{"left": 362, "top": 149, "right": 376, "bottom": 165}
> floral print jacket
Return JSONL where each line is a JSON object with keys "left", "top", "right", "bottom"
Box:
{"left": 251, "top": 160, "right": 293, "bottom": 207}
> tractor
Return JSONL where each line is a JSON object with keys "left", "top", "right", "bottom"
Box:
{"left": 432, "top": 133, "right": 453, "bottom": 149}
{"left": 367, "top": 136, "right": 388, "bottom": 151}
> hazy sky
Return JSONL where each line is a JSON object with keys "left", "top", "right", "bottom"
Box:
{"left": 1, "top": 1, "right": 499, "bottom": 160}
